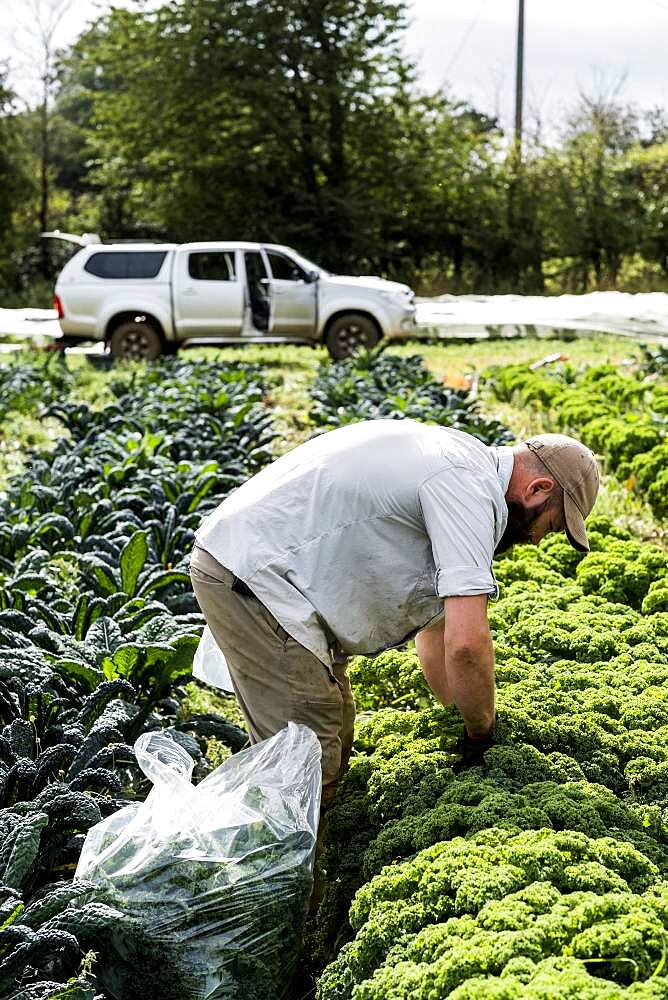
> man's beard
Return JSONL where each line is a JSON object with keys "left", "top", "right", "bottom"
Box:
{"left": 495, "top": 499, "right": 550, "bottom": 555}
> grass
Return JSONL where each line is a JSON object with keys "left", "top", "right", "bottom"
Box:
{"left": 68, "top": 357, "right": 123, "bottom": 408}
{"left": 0, "top": 352, "right": 118, "bottom": 488}
{"left": 592, "top": 475, "right": 667, "bottom": 549}
{"left": 391, "top": 332, "right": 644, "bottom": 379}
{"left": 0, "top": 412, "right": 64, "bottom": 491}
{"left": 186, "top": 332, "right": 641, "bottom": 376}
{"left": 260, "top": 352, "right": 323, "bottom": 453}
{"left": 0, "top": 332, "right": 664, "bottom": 546}
{"left": 178, "top": 679, "right": 246, "bottom": 729}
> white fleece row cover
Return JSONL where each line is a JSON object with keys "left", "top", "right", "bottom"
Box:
{"left": 415, "top": 291, "right": 668, "bottom": 341}
{"left": 0, "top": 290, "right": 666, "bottom": 343}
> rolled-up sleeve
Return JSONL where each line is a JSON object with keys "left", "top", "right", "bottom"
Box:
{"left": 418, "top": 467, "right": 499, "bottom": 599}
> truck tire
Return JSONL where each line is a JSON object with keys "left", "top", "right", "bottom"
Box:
{"left": 325, "top": 313, "right": 380, "bottom": 360}
{"left": 109, "top": 320, "right": 163, "bottom": 360}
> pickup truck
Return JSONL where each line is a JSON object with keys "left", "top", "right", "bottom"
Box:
{"left": 52, "top": 237, "right": 417, "bottom": 360}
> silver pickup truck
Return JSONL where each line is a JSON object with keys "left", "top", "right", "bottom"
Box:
{"left": 52, "top": 238, "right": 416, "bottom": 360}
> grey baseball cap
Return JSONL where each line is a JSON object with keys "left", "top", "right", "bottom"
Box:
{"left": 525, "top": 434, "right": 600, "bottom": 551}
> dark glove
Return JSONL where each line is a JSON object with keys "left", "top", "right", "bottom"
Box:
{"left": 452, "top": 725, "right": 496, "bottom": 774}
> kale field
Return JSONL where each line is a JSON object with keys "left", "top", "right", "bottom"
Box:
{"left": 0, "top": 335, "right": 666, "bottom": 1000}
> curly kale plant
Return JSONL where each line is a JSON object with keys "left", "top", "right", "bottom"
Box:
{"left": 484, "top": 360, "right": 667, "bottom": 519}
{"left": 318, "top": 827, "right": 663, "bottom": 999}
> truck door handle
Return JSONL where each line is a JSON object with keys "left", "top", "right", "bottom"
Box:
{"left": 182, "top": 288, "right": 197, "bottom": 296}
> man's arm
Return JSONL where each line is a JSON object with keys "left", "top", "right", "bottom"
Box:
{"left": 415, "top": 617, "right": 452, "bottom": 705}
{"left": 416, "top": 595, "right": 495, "bottom": 737}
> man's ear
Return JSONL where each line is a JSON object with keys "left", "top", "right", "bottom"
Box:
{"left": 524, "top": 476, "right": 554, "bottom": 504}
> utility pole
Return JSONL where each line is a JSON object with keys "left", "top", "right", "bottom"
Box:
{"left": 514, "top": 0, "right": 525, "bottom": 149}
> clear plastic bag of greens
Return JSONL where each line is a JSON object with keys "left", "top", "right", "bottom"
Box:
{"left": 75, "top": 722, "right": 322, "bottom": 1000}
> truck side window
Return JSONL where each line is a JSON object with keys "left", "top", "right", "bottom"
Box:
{"left": 84, "top": 251, "right": 167, "bottom": 279}
{"left": 266, "top": 251, "right": 306, "bottom": 282}
{"left": 188, "top": 252, "right": 236, "bottom": 281}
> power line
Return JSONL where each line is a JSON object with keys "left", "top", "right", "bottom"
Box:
{"left": 444, "top": 0, "right": 489, "bottom": 80}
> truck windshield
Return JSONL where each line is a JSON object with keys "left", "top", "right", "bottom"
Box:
{"left": 289, "top": 250, "right": 329, "bottom": 278}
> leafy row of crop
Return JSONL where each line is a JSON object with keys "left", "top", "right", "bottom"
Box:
{"left": 0, "top": 358, "right": 274, "bottom": 999}
{"left": 0, "top": 356, "right": 75, "bottom": 423}
{"left": 309, "top": 353, "right": 668, "bottom": 997}
{"left": 639, "top": 343, "right": 668, "bottom": 379}
{"left": 485, "top": 358, "right": 668, "bottom": 519}
{"left": 309, "top": 348, "right": 513, "bottom": 446}
{"left": 6, "top": 345, "right": 665, "bottom": 997}
{"left": 313, "top": 513, "right": 668, "bottom": 998}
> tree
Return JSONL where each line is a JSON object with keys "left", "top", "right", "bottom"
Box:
{"left": 0, "top": 68, "right": 33, "bottom": 295}
{"left": 12, "top": 0, "right": 74, "bottom": 274}
{"left": 0, "top": 71, "right": 22, "bottom": 237}
{"left": 621, "top": 142, "right": 668, "bottom": 278}
{"left": 536, "top": 95, "right": 641, "bottom": 291}
{"left": 61, "top": 1, "right": 419, "bottom": 268}
{"left": 38, "top": 2, "right": 668, "bottom": 295}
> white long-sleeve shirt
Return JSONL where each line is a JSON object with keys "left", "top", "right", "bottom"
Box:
{"left": 195, "top": 419, "right": 513, "bottom": 665}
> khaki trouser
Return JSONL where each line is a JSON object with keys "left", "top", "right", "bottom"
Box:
{"left": 189, "top": 543, "right": 356, "bottom": 805}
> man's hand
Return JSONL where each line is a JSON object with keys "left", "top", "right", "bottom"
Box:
{"left": 416, "top": 595, "right": 496, "bottom": 735}
{"left": 452, "top": 723, "right": 496, "bottom": 773}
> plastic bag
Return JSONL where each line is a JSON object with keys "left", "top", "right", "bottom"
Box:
{"left": 75, "top": 723, "right": 322, "bottom": 1000}
{"left": 192, "top": 624, "right": 235, "bottom": 693}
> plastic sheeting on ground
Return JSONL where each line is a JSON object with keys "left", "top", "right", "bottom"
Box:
{"left": 415, "top": 291, "right": 668, "bottom": 342}
{"left": 0, "top": 291, "right": 667, "bottom": 346}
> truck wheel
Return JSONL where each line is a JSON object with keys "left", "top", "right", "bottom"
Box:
{"left": 325, "top": 313, "right": 380, "bottom": 360}
{"left": 109, "top": 320, "right": 163, "bottom": 360}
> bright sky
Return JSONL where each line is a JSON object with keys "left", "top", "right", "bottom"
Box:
{"left": 1, "top": 0, "right": 666, "bottom": 133}
{"left": 407, "top": 0, "right": 668, "bottom": 132}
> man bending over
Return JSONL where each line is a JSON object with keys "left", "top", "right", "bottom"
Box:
{"left": 190, "top": 421, "right": 599, "bottom": 801}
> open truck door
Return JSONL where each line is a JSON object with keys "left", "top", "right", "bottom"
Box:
{"left": 262, "top": 247, "right": 317, "bottom": 337}
{"left": 41, "top": 230, "right": 102, "bottom": 246}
